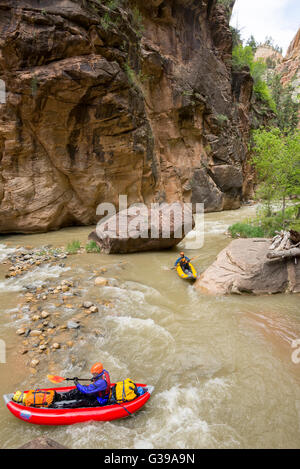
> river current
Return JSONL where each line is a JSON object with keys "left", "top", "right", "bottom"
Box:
{"left": 0, "top": 205, "right": 299, "bottom": 449}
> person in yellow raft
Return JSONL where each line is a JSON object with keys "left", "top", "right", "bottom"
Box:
{"left": 174, "top": 251, "right": 192, "bottom": 275}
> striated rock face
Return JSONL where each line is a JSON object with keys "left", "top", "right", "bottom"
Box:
{"left": 0, "top": 0, "right": 252, "bottom": 233}
{"left": 194, "top": 238, "right": 300, "bottom": 295}
{"left": 277, "top": 28, "right": 300, "bottom": 128}
{"left": 278, "top": 28, "right": 300, "bottom": 87}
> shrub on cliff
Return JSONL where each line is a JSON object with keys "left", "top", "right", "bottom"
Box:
{"left": 232, "top": 44, "right": 276, "bottom": 112}
{"left": 253, "top": 81, "right": 276, "bottom": 112}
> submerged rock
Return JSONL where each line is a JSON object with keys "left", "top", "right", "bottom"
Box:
{"left": 195, "top": 238, "right": 300, "bottom": 295}
{"left": 30, "top": 330, "right": 42, "bottom": 337}
{"left": 67, "top": 320, "right": 80, "bottom": 330}
{"left": 30, "top": 358, "right": 40, "bottom": 368}
{"left": 52, "top": 342, "right": 61, "bottom": 350}
{"left": 19, "top": 437, "right": 68, "bottom": 449}
{"left": 94, "top": 277, "right": 108, "bottom": 286}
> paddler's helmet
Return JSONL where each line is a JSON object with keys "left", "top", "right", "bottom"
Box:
{"left": 91, "top": 362, "right": 103, "bottom": 375}
{"left": 13, "top": 391, "right": 26, "bottom": 404}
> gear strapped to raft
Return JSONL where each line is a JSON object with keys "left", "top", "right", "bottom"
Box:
{"left": 13, "top": 389, "right": 55, "bottom": 408}
{"left": 110, "top": 379, "right": 139, "bottom": 404}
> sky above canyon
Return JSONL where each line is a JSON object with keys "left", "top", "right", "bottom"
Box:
{"left": 231, "top": 0, "right": 300, "bottom": 55}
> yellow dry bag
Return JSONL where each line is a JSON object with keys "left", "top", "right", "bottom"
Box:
{"left": 112, "top": 379, "right": 138, "bottom": 403}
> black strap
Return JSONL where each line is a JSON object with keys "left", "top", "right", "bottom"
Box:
{"left": 33, "top": 389, "right": 51, "bottom": 407}
{"left": 122, "top": 381, "right": 126, "bottom": 402}
{"left": 116, "top": 402, "right": 132, "bottom": 416}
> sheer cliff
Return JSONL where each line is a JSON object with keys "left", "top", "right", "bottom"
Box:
{"left": 0, "top": 0, "right": 253, "bottom": 232}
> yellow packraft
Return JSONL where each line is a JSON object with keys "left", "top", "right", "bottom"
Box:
{"left": 112, "top": 379, "right": 138, "bottom": 403}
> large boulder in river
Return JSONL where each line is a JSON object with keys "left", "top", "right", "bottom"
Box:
{"left": 194, "top": 238, "right": 300, "bottom": 295}
{"left": 89, "top": 203, "right": 194, "bottom": 254}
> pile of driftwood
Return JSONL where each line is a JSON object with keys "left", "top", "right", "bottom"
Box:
{"left": 267, "top": 230, "right": 300, "bottom": 260}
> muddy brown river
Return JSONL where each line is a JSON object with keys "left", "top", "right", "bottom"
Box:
{"left": 0, "top": 205, "right": 299, "bottom": 449}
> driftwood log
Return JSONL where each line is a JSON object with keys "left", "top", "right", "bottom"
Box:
{"left": 267, "top": 247, "right": 300, "bottom": 259}
{"left": 267, "top": 230, "right": 300, "bottom": 260}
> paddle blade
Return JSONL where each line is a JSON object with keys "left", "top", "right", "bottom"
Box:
{"left": 47, "top": 374, "right": 66, "bottom": 384}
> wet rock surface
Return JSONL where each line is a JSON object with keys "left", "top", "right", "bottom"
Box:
{"left": 1, "top": 243, "right": 114, "bottom": 377}
{"left": 4, "top": 246, "right": 68, "bottom": 278}
{"left": 19, "top": 437, "right": 68, "bottom": 449}
{"left": 194, "top": 238, "right": 300, "bottom": 295}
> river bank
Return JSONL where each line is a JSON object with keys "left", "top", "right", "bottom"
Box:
{"left": 1, "top": 205, "right": 300, "bottom": 449}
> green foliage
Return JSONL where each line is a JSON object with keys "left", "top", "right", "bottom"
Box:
{"left": 124, "top": 62, "right": 137, "bottom": 86}
{"left": 232, "top": 44, "right": 254, "bottom": 70}
{"left": 268, "top": 73, "right": 300, "bottom": 133}
{"left": 123, "top": 63, "right": 151, "bottom": 90}
{"left": 263, "top": 36, "right": 283, "bottom": 55}
{"left": 66, "top": 240, "right": 81, "bottom": 254}
{"left": 246, "top": 35, "right": 258, "bottom": 54}
{"left": 87, "top": 0, "right": 121, "bottom": 29}
{"left": 85, "top": 241, "right": 101, "bottom": 253}
{"left": 233, "top": 36, "right": 299, "bottom": 131}
{"left": 228, "top": 222, "right": 265, "bottom": 238}
{"left": 253, "top": 81, "right": 276, "bottom": 112}
{"left": 232, "top": 44, "right": 276, "bottom": 111}
{"left": 216, "top": 114, "right": 229, "bottom": 126}
{"left": 251, "top": 59, "right": 267, "bottom": 83}
{"left": 106, "top": 0, "right": 119, "bottom": 10}
{"left": 101, "top": 11, "right": 112, "bottom": 30}
{"left": 230, "top": 26, "right": 242, "bottom": 47}
{"left": 229, "top": 204, "right": 300, "bottom": 239}
{"left": 252, "top": 128, "right": 300, "bottom": 219}
{"left": 255, "top": 205, "right": 300, "bottom": 236}
{"left": 265, "top": 57, "right": 277, "bottom": 70}
{"left": 182, "top": 90, "right": 193, "bottom": 97}
{"left": 132, "top": 7, "right": 144, "bottom": 37}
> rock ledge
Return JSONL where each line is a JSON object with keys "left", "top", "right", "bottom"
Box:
{"left": 194, "top": 238, "right": 300, "bottom": 295}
